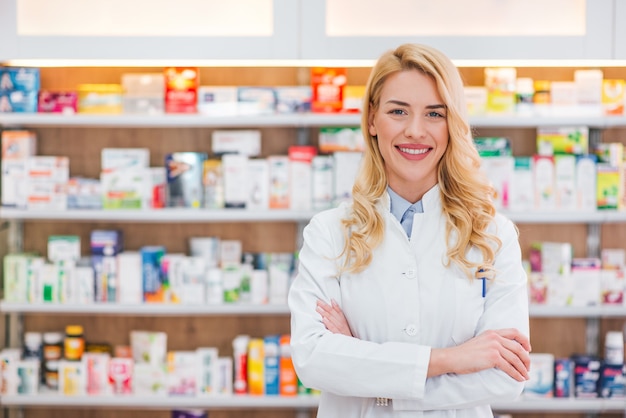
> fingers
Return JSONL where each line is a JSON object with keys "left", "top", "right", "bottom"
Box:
{"left": 316, "top": 299, "right": 353, "bottom": 337}
{"left": 499, "top": 337, "right": 531, "bottom": 381}
{"left": 494, "top": 328, "right": 532, "bottom": 352}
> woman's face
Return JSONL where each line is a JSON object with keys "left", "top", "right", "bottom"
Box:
{"left": 368, "top": 69, "right": 449, "bottom": 203}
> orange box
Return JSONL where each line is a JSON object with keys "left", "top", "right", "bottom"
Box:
{"left": 164, "top": 67, "right": 198, "bottom": 113}
{"left": 311, "top": 67, "right": 346, "bottom": 113}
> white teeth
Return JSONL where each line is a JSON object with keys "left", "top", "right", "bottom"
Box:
{"left": 399, "top": 147, "right": 428, "bottom": 155}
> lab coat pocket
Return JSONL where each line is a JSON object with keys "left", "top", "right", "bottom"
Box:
{"left": 451, "top": 275, "right": 486, "bottom": 345}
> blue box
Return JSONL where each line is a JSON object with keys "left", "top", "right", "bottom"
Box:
{"left": 264, "top": 334, "right": 280, "bottom": 395}
{"left": 90, "top": 229, "right": 123, "bottom": 256}
{"left": 0, "top": 91, "right": 38, "bottom": 113}
{"left": 0, "top": 68, "right": 40, "bottom": 92}
{"left": 141, "top": 245, "right": 165, "bottom": 301}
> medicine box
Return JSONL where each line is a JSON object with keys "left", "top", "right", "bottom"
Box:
{"left": 38, "top": 91, "right": 78, "bottom": 113}
{"left": 101, "top": 148, "right": 150, "bottom": 173}
{"left": 0, "top": 91, "right": 38, "bottom": 113}
{"left": 166, "top": 152, "right": 207, "bottom": 208}
{"left": 0, "top": 68, "right": 40, "bottom": 92}
{"left": 222, "top": 153, "right": 248, "bottom": 209}
{"left": 164, "top": 67, "right": 198, "bottom": 114}
{"left": 537, "top": 126, "right": 589, "bottom": 156}
{"left": 77, "top": 84, "right": 123, "bottom": 114}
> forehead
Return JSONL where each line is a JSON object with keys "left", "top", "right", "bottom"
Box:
{"left": 379, "top": 69, "right": 442, "bottom": 103}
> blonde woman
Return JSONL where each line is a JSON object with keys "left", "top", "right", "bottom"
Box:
{"left": 288, "top": 43, "right": 531, "bottom": 417}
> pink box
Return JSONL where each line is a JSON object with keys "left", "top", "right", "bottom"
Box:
{"left": 38, "top": 91, "right": 78, "bottom": 113}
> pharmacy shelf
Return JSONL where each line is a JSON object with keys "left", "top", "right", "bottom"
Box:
{"left": 2, "top": 302, "right": 624, "bottom": 318}
{"left": 0, "top": 302, "right": 290, "bottom": 316}
{"left": 3, "top": 208, "right": 626, "bottom": 224}
{"left": 0, "top": 394, "right": 320, "bottom": 410}
{"left": 1, "top": 112, "right": 626, "bottom": 129}
{"left": 0, "top": 208, "right": 318, "bottom": 223}
{"left": 529, "top": 305, "right": 626, "bottom": 318}
{"left": 0, "top": 113, "right": 360, "bottom": 128}
{"left": 491, "top": 398, "right": 626, "bottom": 413}
{"left": 0, "top": 394, "right": 623, "bottom": 413}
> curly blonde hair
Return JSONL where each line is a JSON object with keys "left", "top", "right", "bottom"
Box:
{"left": 340, "top": 43, "right": 501, "bottom": 280}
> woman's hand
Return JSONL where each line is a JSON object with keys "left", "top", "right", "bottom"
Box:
{"left": 429, "top": 328, "right": 531, "bottom": 382}
{"left": 316, "top": 299, "right": 354, "bottom": 337}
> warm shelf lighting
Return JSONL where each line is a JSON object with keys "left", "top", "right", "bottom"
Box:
{"left": 4, "top": 58, "right": 626, "bottom": 69}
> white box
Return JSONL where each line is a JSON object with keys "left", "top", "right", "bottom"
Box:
{"left": 197, "top": 86, "right": 238, "bottom": 116}
{"left": 576, "top": 155, "right": 597, "bottom": 211}
{"left": 196, "top": 347, "right": 220, "bottom": 396}
{"left": 289, "top": 158, "right": 312, "bottom": 211}
{"left": 268, "top": 155, "right": 290, "bottom": 209}
{"left": 217, "top": 357, "right": 233, "bottom": 394}
{"left": 533, "top": 155, "right": 556, "bottom": 210}
{"left": 133, "top": 363, "right": 167, "bottom": 396}
{"left": 333, "top": 152, "right": 362, "bottom": 205}
{"left": 524, "top": 353, "right": 555, "bottom": 397}
{"left": 222, "top": 153, "right": 248, "bottom": 208}
{"left": 480, "top": 156, "right": 514, "bottom": 210}
{"left": 101, "top": 148, "right": 149, "bottom": 173}
{"left": 26, "top": 156, "right": 69, "bottom": 183}
{"left": 555, "top": 155, "right": 577, "bottom": 210}
{"left": 246, "top": 159, "right": 269, "bottom": 210}
{"left": 75, "top": 265, "right": 95, "bottom": 304}
{"left": 212, "top": 130, "right": 261, "bottom": 157}
{"left": 570, "top": 258, "right": 601, "bottom": 307}
{"left": 117, "top": 252, "right": 143, "bottom": 304}
{"left": 510, "top": 157, "right": 534, "bottom": 212}
{"left": 2, "top": 159, "right": 27, "bottom": 207}
{"left": 311, "top": 155, "right": 334, "bottom": 210}
{"left": 101, "top": 168, "right": 152, "bottom": 209}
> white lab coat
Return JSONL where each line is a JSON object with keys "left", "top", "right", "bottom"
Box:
{"left": 288, "top": 185, "right": 529, "bottom": 417}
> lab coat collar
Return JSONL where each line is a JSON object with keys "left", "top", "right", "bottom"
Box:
{"left": 380, "top": 184, "right": 441, "bottom": 214}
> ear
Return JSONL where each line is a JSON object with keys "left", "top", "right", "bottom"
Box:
{"left": 367, "top": 105, "right": 377, "bottom": 137}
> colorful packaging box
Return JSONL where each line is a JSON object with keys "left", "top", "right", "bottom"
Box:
{"left": 166, "top": 152, "right": 207, "bottom": 208}
{"left": 311, "top": 67, "right": 346, "bottom": 113}
{"left": 141, "top": 246, "right": 166, "bottom": 302}
{"left": 484, "top": 67, "right": 516, "bottom": 114}
{"left": 37, "top": 91, "right": 78, "bottom": 113}
{"left": 602, "top": 79, "right": 625, "bottom": 115}
{"left": 77, "top": 84, "right": 123, "bottom": 114}
{"left": 596, "top": 163, "right": 622, "bottom": 210}
{"left": 0, "top": 90, "right": 38, "bottom": 113}
{"left": 537, "top": 126, "right": 589, "bottom": 156}
{"left": 237, "top": 86, "right": 276, "bottom": 115}
{"left": 0, "top": 67, "right": 40, "bottom": 92}
{"left": 164, "top": 67, "right": 198, "bottom": 113}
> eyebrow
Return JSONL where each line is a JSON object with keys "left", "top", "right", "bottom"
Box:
{"left": 384, "top": 99, "right": 446, "bottom": 109}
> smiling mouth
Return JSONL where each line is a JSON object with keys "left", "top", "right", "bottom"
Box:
{"left": 398, "top": 146, "right": 429, "bottom": 155}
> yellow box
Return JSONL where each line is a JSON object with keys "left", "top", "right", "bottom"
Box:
{"left": 77, "top": 84, "right": 123, "bottom": 114}
{"left": 596, "top": 164, "right": 623, "bottom": 210}
{"left": 247, "top": 338, "right": 265, "bottom": 395}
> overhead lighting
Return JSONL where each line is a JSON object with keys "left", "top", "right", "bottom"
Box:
{"left": 4, "top": 58, "right": 626, "bottom": 68}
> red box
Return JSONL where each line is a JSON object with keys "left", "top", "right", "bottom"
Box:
{"left": 311, "top": 67, "right": 346, "bottom": 113}
{"left": 164, "top": 67, "right": 198, "bottom": 113}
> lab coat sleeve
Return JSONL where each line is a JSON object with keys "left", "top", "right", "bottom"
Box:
{"left": 393, "top": 216, "right": 530, "bottom": 411}
{"left": 289, "top": 211, "right": 431, "bottom": 399}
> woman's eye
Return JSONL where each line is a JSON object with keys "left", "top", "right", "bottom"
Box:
{"left": 389, "top": 109, "right": 406, "bottom": 115}
{"left": 427, "top": 111, "right": 445, "bottom": 118}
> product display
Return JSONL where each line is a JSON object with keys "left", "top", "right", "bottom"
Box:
{"left": 2, "top": 63, "right": 626, "bottom": 418}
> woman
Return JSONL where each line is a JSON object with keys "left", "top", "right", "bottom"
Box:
{"left": 288, "top": 43, "right": 531, "bottom": 417}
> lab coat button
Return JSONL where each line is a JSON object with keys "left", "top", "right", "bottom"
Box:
{"left": 405, "top": 324, "right": 418, "bottom": 336}
{"left": 405, "top": 269, "right": 416, "bottom": 279}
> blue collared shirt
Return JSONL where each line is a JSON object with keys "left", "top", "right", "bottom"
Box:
{"left": 387, "top": 187, "right": 423, "bottom": 238}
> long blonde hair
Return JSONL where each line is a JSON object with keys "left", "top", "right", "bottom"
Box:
{"left": 340, "top": 43, "right": 501, "bottom": 279}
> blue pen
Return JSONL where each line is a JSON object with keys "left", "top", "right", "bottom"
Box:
{"left": 479, "top": 268, "right": 486, "bottom": 298}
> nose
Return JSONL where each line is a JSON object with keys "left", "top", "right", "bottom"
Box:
{"left": 404, "top": 115, "right": 426, "bottom": 139}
